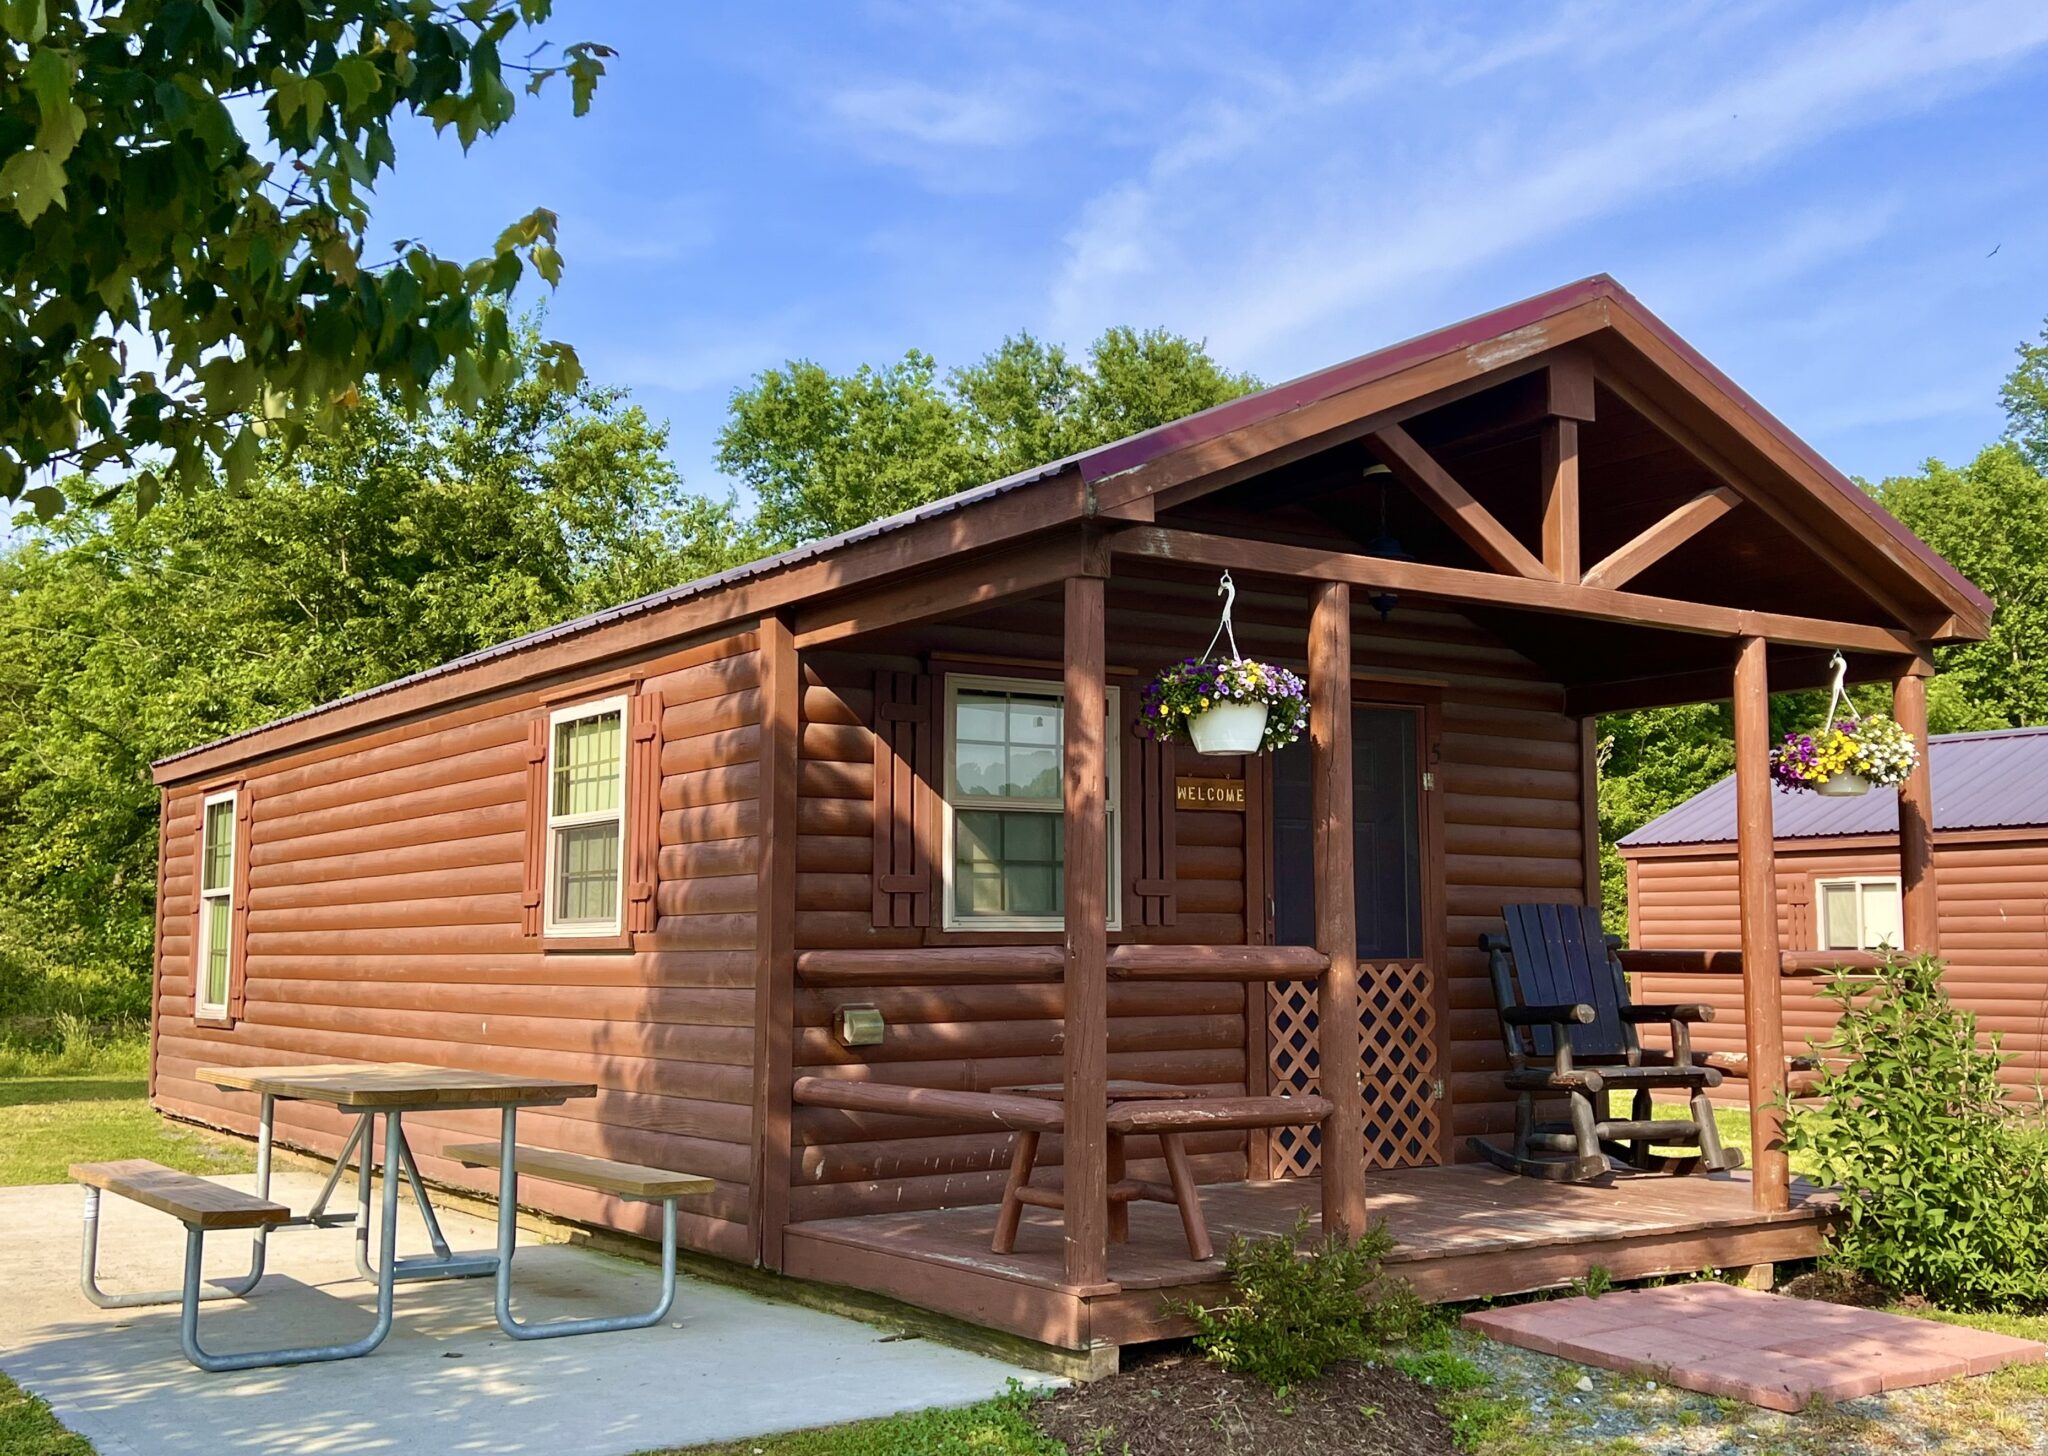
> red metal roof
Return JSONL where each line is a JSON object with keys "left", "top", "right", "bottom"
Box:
{"left": 151, "top": 274, "right": 1987, "bottom": 773}
{"left": 1620, "top": 726, "right": 2048, "bottom": 847}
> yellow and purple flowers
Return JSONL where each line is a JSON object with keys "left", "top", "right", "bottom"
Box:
{"left": 1771, "top": 714, "right": 1917, "bottom": 792}
{"left": 1137, "top": 656, "right": 1309, "bottom": 752}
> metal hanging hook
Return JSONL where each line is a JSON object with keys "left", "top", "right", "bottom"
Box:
{"left": 1200, "top": 570, "right": 1241, "bottom": 664}
{"left": 1820, "top": 649, "right": 1859, "bottom": 730}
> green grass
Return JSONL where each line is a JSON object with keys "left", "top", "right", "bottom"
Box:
{"left": 650, "top": 1386, "right": 1060, "bottom": 1455}
{"left": 0, "top": 1031, "right": 249, "bottom": 1187}
{"left": 0, "top": 1370, "right": 91, "bottom": 1456}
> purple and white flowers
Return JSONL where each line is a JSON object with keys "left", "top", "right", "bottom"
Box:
{"left": 1137, "top": 656, "right": 1309, "bottom": 752}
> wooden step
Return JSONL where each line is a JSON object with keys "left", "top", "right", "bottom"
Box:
{"left": 443, "top": 1143, "right": 714, "bottom": 1201}
{"left": 71, "top": 1160, "right": 290, "bottom": 1230}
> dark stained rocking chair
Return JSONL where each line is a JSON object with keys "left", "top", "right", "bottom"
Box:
{"left": 1471, "top": 903, "right": 1743, "bottom": 1184}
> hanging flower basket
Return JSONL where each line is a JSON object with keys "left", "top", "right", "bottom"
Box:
{"left": 1136, "top": 571, "right": 1309, "bottom": 756}
{"left": 1770, "top": 653, "right": 1917, "bottom": 796}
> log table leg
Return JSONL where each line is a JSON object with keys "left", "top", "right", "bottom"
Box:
{"left": 1107, "top": 1132, "right": 1129, "bottom": 1245}
{"left": 992, "top": 1131, "right": 1040, "bottom": 1255}
{"left": 1159, "top": 1133, "right": 1214, "bottom": 1262}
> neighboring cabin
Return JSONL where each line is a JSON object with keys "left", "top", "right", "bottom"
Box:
{"left": 1625, "top": 726, "right": 2048, "bottom": 1096}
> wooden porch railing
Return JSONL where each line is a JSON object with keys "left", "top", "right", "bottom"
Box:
{"left": 793, "top": 944, "right": 1330, "bottom": 987}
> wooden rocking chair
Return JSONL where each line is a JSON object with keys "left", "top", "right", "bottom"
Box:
{"left": 1470, "top": 903, "right": 1743, "bottom": 1184}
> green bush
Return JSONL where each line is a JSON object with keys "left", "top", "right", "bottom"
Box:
{"left": 1784, "top": 954, "right": 2048, "bottom": 1309}
{"left": 1183, "top": 1212, "right": 1421, "bottom": 1391}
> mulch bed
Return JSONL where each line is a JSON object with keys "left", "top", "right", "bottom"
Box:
{"left": 1030, "top": 1347, "right": 1457, "bottom": 1456}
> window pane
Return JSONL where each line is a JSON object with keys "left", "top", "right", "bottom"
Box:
{"left": 554, "top": 822, "right": 621, "bottom": 924}
{"left": 1860, "top": 882, "right": 1902, "bottom": 951}
{"left": 954, "top": 810, "right": 1064, "bottom": 919}
{"left": 553, "top": 711, "right": 623, "bottom": 817}
{"left": 951, "top": 688, "right": 1064, "bottom": 800}
{"left": 1821, "top": 882, "right": 1860, "bottom": 950}
{"left": 202, "top": 799, "right": 235, "bottom": 892}
{"left": 203, "top": 897, "right": 231, "bottom": 1006}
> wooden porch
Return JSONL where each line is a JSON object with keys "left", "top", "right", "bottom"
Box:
{"left": 783, "top": 1165, "right": 1836, "bottom": 1354}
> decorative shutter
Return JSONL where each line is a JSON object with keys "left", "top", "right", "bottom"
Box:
{"left": 1122, "top": 731, "right": 1179, "bottom": 926}
{"left": 625, "top": 688, "right": 664, "bottom": 935}
{"left": 521, "top": 717, "right": 548, "bottom": 937}
{"left": 190, "top": 803, "right": 208, "bottom": 1013}
{"left": 872, "top": 670, "right": 935, "bottom": 928}
{"left": 227, "top": 787, "right": 253, "bottom": 1019}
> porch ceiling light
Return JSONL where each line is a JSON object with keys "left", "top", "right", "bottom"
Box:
{"left": 1361, "top": 462, "right": 1408, "bottom": 621}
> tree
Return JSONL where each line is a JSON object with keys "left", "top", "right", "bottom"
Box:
{"left": 717, "top": 327, "right": 1259, "bottom": 547}
{"left": 0, "top": 336, "right": 756, "bottom": 1018}
{"left": 0, "top": 0, "right": 610, "bottom": 514}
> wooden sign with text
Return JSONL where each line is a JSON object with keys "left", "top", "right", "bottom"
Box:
{"left": 1175, "top": 777, "right": 1247, "bottom": 812}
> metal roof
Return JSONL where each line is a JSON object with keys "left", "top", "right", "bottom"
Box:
{"left": 152, "top": 273, "right": 1989, "bottom": 773}
{"left": 1619, "top": 726, "right": 2048, "bottom": 848}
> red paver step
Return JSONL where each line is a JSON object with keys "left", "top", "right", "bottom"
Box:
{"left": 1463, "top": 1283, "right": 2044, "bottom": 1413}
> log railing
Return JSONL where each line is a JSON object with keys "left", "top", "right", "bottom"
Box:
{"left": 1617, "top": 948, "right": 1886, "bottom": 978}
{"left": 793, "top": 943, "right": 1330, "bottom": 988}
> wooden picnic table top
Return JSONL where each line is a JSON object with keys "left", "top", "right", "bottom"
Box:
{"left": 995, "top": 1080, "right": 1208, "bottom": 1103}
{"left": 198, "top": 1062, "right": 596, "bottom": 1110}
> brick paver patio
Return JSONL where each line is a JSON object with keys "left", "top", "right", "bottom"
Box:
{"left": 1462, "top": 1283, "right": 2045, "bottom": 1412}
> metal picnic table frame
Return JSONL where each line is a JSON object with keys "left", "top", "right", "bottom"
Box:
{"left": 184, "top": 1062, "right": 596, "bottom": 1369}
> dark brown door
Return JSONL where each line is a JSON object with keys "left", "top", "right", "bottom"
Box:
{"left": 1267, "top": 702, "right": 1446, "bottom": 1171}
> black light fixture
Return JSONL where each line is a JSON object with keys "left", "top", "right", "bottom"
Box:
{"left": 1361, "top": 461, "right": 1409, "bottom": 620}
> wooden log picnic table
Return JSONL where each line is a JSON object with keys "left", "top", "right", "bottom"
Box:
{"left": 991, "top": 1080, "right": 1219, "bottom": 1261}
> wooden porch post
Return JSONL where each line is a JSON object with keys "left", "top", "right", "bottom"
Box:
{"left": 1310, "top": 581, "right": 1367, "bottom": 1240}
{"left": 1733, "top": 635, "right": 1789, "bottom": 1213}
{"left": 1062, "top": 574, "right": 1112, "bottom": 1289}
{"left": 1893, "top": 661, "right": 1939, "bottom": 956}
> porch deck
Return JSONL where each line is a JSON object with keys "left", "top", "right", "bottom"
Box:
{"left": 783, "top": 1165, "right": 1836, "bottom": 1355}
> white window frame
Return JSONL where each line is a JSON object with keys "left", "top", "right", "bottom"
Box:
{"left": 1815, "top": 875, "right": 1903, "bottom": 952}
{"left": 194, "top": 788, "right": 237, "bottom": 1020}
{"left": 939, "top": 673, "right": 1121, "bottom": 932}
{"left": 544, "top": 695, "right": 630, "bottom": 938}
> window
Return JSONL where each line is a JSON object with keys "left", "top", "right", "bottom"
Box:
{"left": 545, "top": 698, "right": 628, "bottom": 936}
{"left": 941, "top": 675, "right": 1119, "bottom": 931}
{"left": 1817, "top": 876, "right": 1902, "bottom": 952}
{"left": 195, "top": 790, "right": 237, "bottom": 1018}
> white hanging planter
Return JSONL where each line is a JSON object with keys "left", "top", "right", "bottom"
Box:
{"left": 1189, "top": 701, "right": 1270, "bottom": 756}
{"left": 1817, "top": 771, "right": 1871, "bottom": 798}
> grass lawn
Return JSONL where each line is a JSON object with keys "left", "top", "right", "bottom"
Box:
{"left": 0, "top": 1371, "right": 93, "bottom": 1456}
{"left": 0, "top": 1034, "right": 251, "bottom": 1188}
{"left": 651, "top": 1388, "right": 1059, "bottom": 1455}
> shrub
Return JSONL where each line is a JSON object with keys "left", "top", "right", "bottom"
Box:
{"left": 1784, "top": 954, "right": 2048, "bottom": 1309}
{"left": 1182, "top": 1212, "right": 1421, "bottom": 1390}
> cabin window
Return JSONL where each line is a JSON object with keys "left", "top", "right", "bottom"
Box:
{"left": 195, "top": 790, "right": 237, "bottom": 1018}
{"left": 940, "top": 675, "right": 1119, "bottom": 931}
{"left": 545, "top": 697, "right": 629, "bottom": 936}
{"left": 1816, "top": 876, "right": 1902, "bottom": 952}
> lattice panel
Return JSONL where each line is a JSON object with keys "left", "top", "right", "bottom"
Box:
{"left": 1267, "top": 961, "right": 1442, "bottom": 1175}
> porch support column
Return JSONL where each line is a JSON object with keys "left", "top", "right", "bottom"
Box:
{"left": 1061, "top": 573, "right": 1112, "bottom": 1290}
{"left": 1310, "top": 580, "right": 1367, "bottom": 1240}
{"left": 1893, "top": 661, "right": 1939, "bottom": 956}
{"left": 1733, "top": 635, "right": 1789, "bottom": 1213}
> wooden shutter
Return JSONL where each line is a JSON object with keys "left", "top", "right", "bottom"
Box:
{"left": 1122, "top": 731, "right": 1178, "bottom": 926}
{"left": 521, "top": 717, "right": 548, "bottom": 937}
{"left": 227, "top": 787, "right": 253, "bottom": 1019}
{"left": 625, "top": 688, "right": 664, "bottom": 935}
{"left": 872, "top": 670, "right": 935, "bottom": 928}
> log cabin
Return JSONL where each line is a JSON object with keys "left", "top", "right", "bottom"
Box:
{"left": 147, "top": 275, "right": 1993, "bottom": 1369}
{"left": 1626, "top": 725, "right": 2048, "bottom": 1099}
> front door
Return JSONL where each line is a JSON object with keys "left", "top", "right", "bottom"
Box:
{"left": 1266, "top": 700, "right": 1446, "bottom": 1172}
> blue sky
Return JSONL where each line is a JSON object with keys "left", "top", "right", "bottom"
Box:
{"left": 373, "top": 0, "right": 2048, "bottom": 498}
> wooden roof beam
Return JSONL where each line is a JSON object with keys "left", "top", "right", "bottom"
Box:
{"left": 790, "top": 529, "right": 1109, "bottom": 650}
{"left": 1563, "top": 649, "right": 1903, "bottom": 716}
{"left": 1580, "top": 486, "right": 1742, "bottom": 592}
{"left": 1364, "top": 424, "right": 1551, "bottom": 580}
{"left": 1111, "top": 526, "right": 1920, "bottom": 657}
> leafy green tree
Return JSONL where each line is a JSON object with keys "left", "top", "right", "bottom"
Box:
{"left": 717, "top": 328, "right": 1258, "bottom": 547}
{"left": 0, "top": 0, "right": 609, "bottom": 512}
{"left": 0, "top": 340, "right": 755, "bottom": 1018}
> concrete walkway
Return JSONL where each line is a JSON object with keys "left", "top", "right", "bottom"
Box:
{"left": 0, "top": 1172, "right": 1057, "bottom": 1456}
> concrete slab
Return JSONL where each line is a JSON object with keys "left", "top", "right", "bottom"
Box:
{"left": 0, "top": 1173, "right": 1059, "bottom": 1456}
{"left": 1464, "top": 1284, "right": 2044, "bottom": 1413}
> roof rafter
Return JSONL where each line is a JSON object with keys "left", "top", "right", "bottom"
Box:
{"left": 1580, "top": 486, "right": 1742, "bottom": 591}
{"left": 1364, "top": 423, "right": 1550, "bottom": 580}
